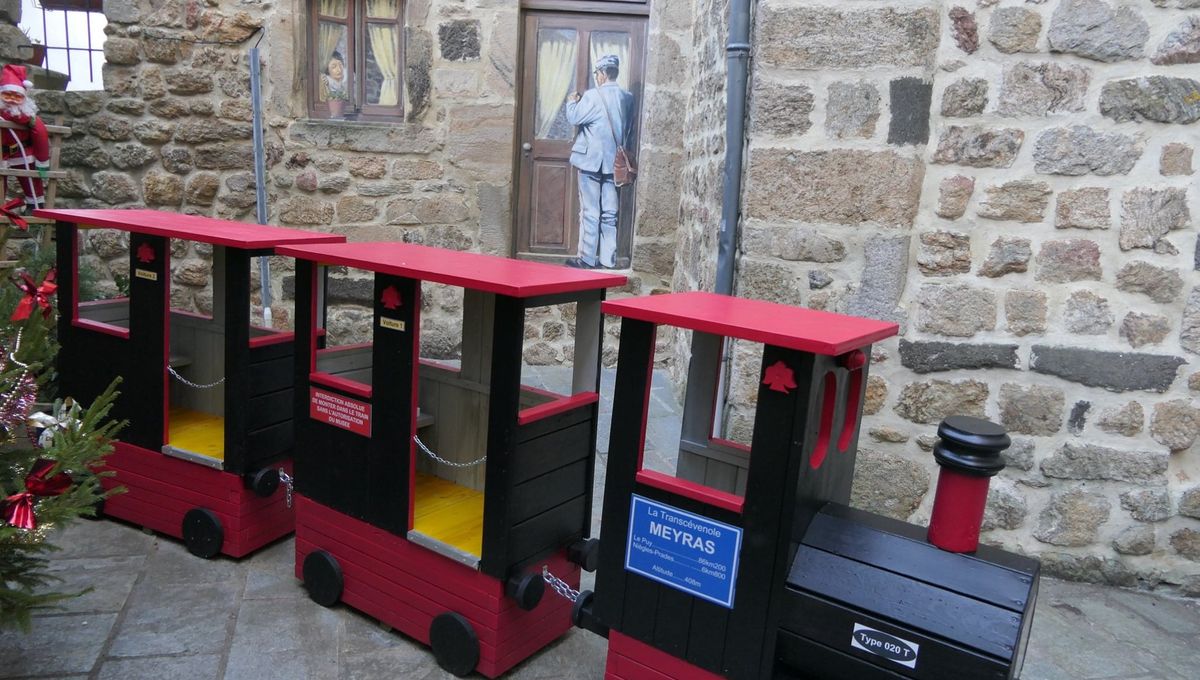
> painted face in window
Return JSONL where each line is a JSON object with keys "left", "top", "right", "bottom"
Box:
{"left": 327, "top": 56, "right": 345, "bottom": 81}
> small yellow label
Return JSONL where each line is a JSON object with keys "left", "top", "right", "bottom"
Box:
{"left": 380, "top": 317, "right": 406, "bottom": 331}
{"left": 135, "top": 269, "right": 158, "bottom": 281}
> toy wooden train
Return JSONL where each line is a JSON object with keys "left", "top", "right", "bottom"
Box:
{"left": 46, "top": 209, "right": 1038, "bottom": 679}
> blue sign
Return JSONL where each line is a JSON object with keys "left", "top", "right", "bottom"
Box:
{"left": 624, "top": 495, "right": 743, "bottom": 608}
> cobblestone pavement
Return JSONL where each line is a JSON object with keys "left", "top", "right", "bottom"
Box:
{"left": 2, "top": 368, "right": 1198, "bottom": 679}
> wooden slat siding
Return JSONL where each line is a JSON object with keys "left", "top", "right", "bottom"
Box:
{"left": 223, "top": 247, "right": 252, "bottom": 474}
{"left": 245, "top": 420, "right": 293, "bottom": 463}
{"left": 505, "top": 496, "right": 587, "bottom": 569}
{"left": 125, "top": 232, "right": 170, "bottom": 451}
{"left": 507, "top": 458, "right": 589, "bottom": 523}
{"left": 802, "top": 504, "right": 1036, "bottom": 611}
{"left": 779, "top": 587, "right": 1011, "bottom": 680}
{"left": 247, "top": 355, "right": 293, "bottom": 395}
{"left": 480, "top": 294, "right": 525, "bottom": 579}
{"left": 722, "top": 347, "right": 818, "bottom": 680}
{"left": 510, "top": 418, "right": 591, "bottom": 482}
{"left": 247, "top": 389, "right": 293, "bottom": 430}
{"left": 775, "top": 629, "right": 908, "bottom": 680}
{"left": 652, "top": 586, "right": 694, "bottom": 660}
{"left": 78, "top": 299, "right": 130, "bottom": 324}
{"left": 245, "top": 341, "right": 296, "bottom": 464}
{"left": 367, "top": 274, "right": 418, "bottom": 535}
{"left": 514, "top": 401, "right": 592, "bottom": 443}
{"left": 684, "top": 597, "right": 729, "bottom": 672}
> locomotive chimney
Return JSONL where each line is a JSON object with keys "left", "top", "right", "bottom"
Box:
{"left": 927, "top": 416, "right": 1010, "bottom": 553}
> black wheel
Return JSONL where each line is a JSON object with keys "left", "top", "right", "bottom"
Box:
{"left": 429, "top": 612, "right": 479, "bottom": 677}
{"left": 181, "top": 508, "right": 223, "bottom": 559}
{"left": 249, "top": 467, "right": 280, "bottom": 498}
{"left": 302, "top": 550, "right": 344, "bottom": 607}
{"left": 505, "top": 571, "right": 545, "bottom": 611}
{"left": 568, "top": 538, "right": 600, "bottom": 572}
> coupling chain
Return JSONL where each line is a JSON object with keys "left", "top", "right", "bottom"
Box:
{"left": 168, "top": 365, "right": 225, "bottom": 389}
{"left": 278, "top": 468, "right": 294, "bottom": 508}
{"left": 413, "top": 434, "right": 487, "bottom": 468}
{"left": 542, "top": 565, "right": 580, "bottom": 604}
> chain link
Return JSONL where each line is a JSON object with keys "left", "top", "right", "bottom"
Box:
{"left": 278, "top": 469, "right": 294, "bottom": 508}
{"left": 542, "top": 565, "right": 580, "bottom": 603}
{"left": 413, "top": 434, "right": 487, "bottom": 468}
{"left": 168, "top": 365, "right": 225, "bottom": 389}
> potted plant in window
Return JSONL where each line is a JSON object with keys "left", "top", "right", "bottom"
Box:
{"left": 20, "top": 36, "right": 46, "bottom": 68}
{"left": 327, "top": 88, "right": 348, "bottom": 120}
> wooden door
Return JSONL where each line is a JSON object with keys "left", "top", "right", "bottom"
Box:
{"left": 514, "top": 12, "right": 646, "bottom": 268}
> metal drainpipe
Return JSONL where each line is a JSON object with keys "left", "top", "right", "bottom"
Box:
{"left": 249, "top": 43, "right": 273, "bottom": 326}
{"left": 715, "top": 0, "right": 753, "bottom": 296}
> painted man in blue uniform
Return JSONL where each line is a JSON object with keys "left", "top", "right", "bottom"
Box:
{"left": 564, "top": 54, "right": 634, "bottom": 269}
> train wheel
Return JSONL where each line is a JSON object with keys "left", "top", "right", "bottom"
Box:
{"left": 249, "top": 467, "right": 280, "bottom": 497}
{"left": 505, "top": 571, "right": 545, "bottom": 611}
{"left": 182, "top": 508, "right": 223, "bottom": 558}
{"left": 429, "top": 612, "right": 479, "bottom": 677}
{"left": 302, "top": 550, "right": 344, "bottom": 607}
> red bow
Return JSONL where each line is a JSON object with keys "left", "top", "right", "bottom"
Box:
{"left": 0, "top": 197, "right": 27, "bottom": 230}
{"left": 2, "top": 459, "right": 72, "bottom": 530}
{"left": 11, "top": 269, "right": 57, "bottom": 322}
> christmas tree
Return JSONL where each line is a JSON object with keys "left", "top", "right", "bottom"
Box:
{"left": 0, "top": 224, "right": 122, "bottom": 632}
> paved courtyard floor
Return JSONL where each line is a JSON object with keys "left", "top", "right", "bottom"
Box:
{"left": 2, "top": 368, "right": 1199, "bottom": 679}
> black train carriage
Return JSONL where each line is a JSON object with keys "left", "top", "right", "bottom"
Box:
{"left": 572, "top": 291, "right": 1040, "bottom": 680}
{"left": 47, "top": 208, "right": 345, "bottom": 558}
{"left": 277, "top": 240, "right": 626, "bottom": 678}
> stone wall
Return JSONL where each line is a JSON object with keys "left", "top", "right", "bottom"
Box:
{"left": 732, "top": 0, "right": 1200, "bottom": 594}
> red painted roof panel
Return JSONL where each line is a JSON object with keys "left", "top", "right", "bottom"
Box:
{"left": 277, "top": 242, "right": 628, "bottom": 297}
{"left": 35, "top": 209, "right": 346, "bottom": 248}
{"left": 602, "top": 291, "right": 898, "bottom": 355}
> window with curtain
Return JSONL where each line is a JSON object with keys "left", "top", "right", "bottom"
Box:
{"left": 309, "top": 0, "right": 405, "bottom": 120}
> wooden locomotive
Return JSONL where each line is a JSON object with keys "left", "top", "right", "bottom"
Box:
{"left": 569, "top": 291, "right": 1040, "bottom": 680}
{"left": 275, "top": 241, "right": 626, "bottom": 677}
{"left": 47, "top": 209, "right": 344, "bottom": 558}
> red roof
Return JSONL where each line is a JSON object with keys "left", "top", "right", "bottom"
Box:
{"left": 602, "top": 291, "right": 898, "bottom": 356}
{"left": 277, "top": 242, "right": 628, "bottom": 297}
{"left": 35, "top": 209, "right": 346, "bottom": 248}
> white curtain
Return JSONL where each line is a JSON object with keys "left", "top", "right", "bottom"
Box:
{"left": 535, "top": 30, "right": 577, "bottom": 139}
{"left": 589, "top": 32, "right": 630, "bottom": 91}
{"left": 317, "top": 1, "right": 348, "bottom": 102}
{"left": 366, "top": 0, "right": 400, "bottom": 106}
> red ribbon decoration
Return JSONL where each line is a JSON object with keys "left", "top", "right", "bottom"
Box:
{"left": 2, "top": 459, "right": 73, "bottom": 530}
{"left": 0, "top": 197, "right": 28, "bottom": 230}
{"left": 11, "top": 268, "right": 57, "bottom": 322}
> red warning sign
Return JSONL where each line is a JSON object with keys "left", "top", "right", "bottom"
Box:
{"left": 310, "top": 387, "right": 371, "bottom": 437}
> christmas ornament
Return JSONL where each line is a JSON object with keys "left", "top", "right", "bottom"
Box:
{"left": 0, "top": 64, "right": 50, "bottom": 213}
{"left": 2, "top": 459, "right": 72, "bottom": 530}
{"left": 0, "top": 329, "right": 36, "bottom": 436}
{"left": 0, "top": 197, "right": 27, "bottom": 230}
{"left": 27, "top": 400, "right": 79, "bottom": 449}
{"left": 11, "top": 268, "right": 56, "bottom": 322}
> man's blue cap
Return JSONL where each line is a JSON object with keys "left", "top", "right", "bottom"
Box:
{"left": 594, "top": 54, "right": 620, "bottom": 71}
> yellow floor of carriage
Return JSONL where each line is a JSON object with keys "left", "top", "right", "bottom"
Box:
{"left": 413, "top": 473, "right": 483, "bottom": 557}
{"left": 168, "top": 407, "right": 225, "bottom": 460}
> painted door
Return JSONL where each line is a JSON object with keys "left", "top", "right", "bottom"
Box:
{"left": 515, "top": 12, "right": 646, "bottom": 268}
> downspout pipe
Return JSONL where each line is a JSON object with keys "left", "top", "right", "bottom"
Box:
{"left": 715, "top": 0, "right": 753, "bottom": 296}
{"left": 249, "top": 43, "right": 273, "bottom": 326}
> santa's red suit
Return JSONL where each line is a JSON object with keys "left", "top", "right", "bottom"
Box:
{"left": 0, "top": 64, "right": 50, "bottom": 210}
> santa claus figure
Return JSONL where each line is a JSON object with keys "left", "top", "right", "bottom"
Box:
{"left": 0, "top": 64, "right": 49, "bottom": 212}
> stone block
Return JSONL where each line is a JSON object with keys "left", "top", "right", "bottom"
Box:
{"left": 1170, "top": 529, "right": 1200, "bottom": 561}
{"left": 142, "top": 172, "right": 183, "bottom": 207}
{"left": 935, "top": 175, "right": 975, "bottom": 219}
{"left": 1150, "top": 399, "right": 1200, "bottom": 450}
{"left": 743, "top": 226, "right": 845, "bottom": 262}
{"left": 1181, "top": 486, "right": 1200, "bottom": 519}
{"left": 949, "top": 7, "right": 980, "bottom": 54}
{"left": 894, "top": 379, "right": 988, "bottom": 424}
{"left": 1100, "top": 77, "right": 1200, "bottom": 124}
{"left": 1035, "top": 489, "right": 1110, "bottom": 546}
{"left": 149, "top": 97, "right": 189, "bottom": 119}
{"left": 107, "top": 98, "right": 145, "bottom": 116}
{"left": 185, "top": 173, "right": 220, "bottom": 206}
{"left": 348, "top": 156, "right": 388, "bottom": 179}
{"left": 337, "top": 196, "right": 379, "bottom": 224}
{"left": 917, "top": 283, "right": 996, "bottom": 337}
{"left": 439, "top": 20, "right": 481, "bottom": 61}
{"left": 1182, "top": 286, "right": 1200, "bottom": 354}
{"left": 1007, "top": 290, "right": 1047, "bottom": 336}
{"left": 916, "top": 230, "right": 970, "bottom": 276}
{"left": 446, "top": 104, "right": 516, "bottom": 179}
{"left": 1151, "top": 16, "right": 1200, "bottom": 65}
{"left": 1047, "top": 0, "right": 1149, "bottom": 62}
{"left": 745, "top": 150, "right": 923, "bottom": 226}
{"left": 1068, "top": 401, "right": 1091, "bottom": 434}
{"left": 278, "top": 196, "right": 334, "bottom": 226}
{"left": 1000, "top": 383, "right": 1063, "bottom": 435}
{"left": 1113, "top": 525, "right": 1155, "bottom": 556}
{"left": 898, "top": 340, "right": 1019, "bottom": 373}
{"left": 808, "top": 271, "right": 833, "bottom": 290}
{"left": 940, "top": 78, "right": 987, "bottom": 118}
{"left": 847, "top": 235, "right": 910, "bottom": 324}
{"left": 89, "top": 115, "right": 132, "bottom": 142}
{"left": 1115, "top": 261, "right": 1183, "bottom": 303}
{"left": 825, "top": 81, "right": 879, "bottom": 139}
{"left": 103, "top": 37, "right": 141, "bottom": 66}
{"left": 997, "top": 63, "right": 1089, "bottom": 117}
{"left": 1036, "top": 552, "right": 1136, "bottom": 587}
{"left": 1041, "top": 441, "right": 1168, "bottom": 483}
{"left": 979, "top": 237, "right": 1031, "bottom": 278}
{"left": 164, "top": 68, "right": 214, "bottom": 95}
{"left": 982, "top": 478, "right": 1028, "bottom": 531}
{"left": 1029, "top": 345, "right": 1185, "bottom": 392}
{"left": 850, "top": 448, "right": 929, "bottom": 520}
{"left": 1160, "top": 143, "right": 1194, "bottom": 176}
{"left": 757, "top": 7, "right": 940, "bottom": 69}
{"left": 1120, "top": 488, "right": 1171, "bottom": 522}
{"left": 1055, "top": 187, "right": 1110, "bottom": 229}
{"left": 193, "top": 143, "right": 252, "bottom": 170}
{"left": 888, "top": 77, "right": 932, "bottom": 146}
{"left": 104, "top": 0, "right": 141, "bottom": 24}
{"left": 932, "top": 126, "right": 1023, "bottom": 168}
{"left": 978, "top": 179, "right": 1051, "bottom": 222}
{"left": 738, "top": 259, "right": 803, "bottom": 307}
{"left": 863, "top": 375, "right": 886, "bottom": 415}
{"left": 110, "top": 143, "right": 156, "bottom": 170}
{"left": 1120, "top": 187, "right": 1190, "bottom": 252}
{"left": 868, "top": 427, "right": 908, "bottom": 443}
{"left": 288, "top": 121, "right": 439, "bottom": 155}
{"left": 989, "top": 8, "right": 1042, "bottom": 54}
{"left": 1034, "top": 239, "right": 1101, "bottom": 282}
{"left": 752, "top": 81, "right": 813, "bottom": 136}
{"left": 91, "top": 171, "right": 139, "bottom": 204}
{"left": 1034, "top": 126, "right": 1141, "bottom": 176}
{"left": 1121, "top": 313, "right": 1171, "bottom": 349}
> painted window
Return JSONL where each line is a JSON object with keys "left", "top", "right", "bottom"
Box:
{"left": 19, "top": 0, "right": 107, "bottom": 91}
{"left": 309, "top": 0, "right": 404, "bottom": 121}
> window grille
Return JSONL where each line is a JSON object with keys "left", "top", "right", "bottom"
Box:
{"left": 18, "top": 0, "right": 107, "bottom": 91}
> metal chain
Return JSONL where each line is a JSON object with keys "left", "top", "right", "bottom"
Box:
{"left": 278, "top": 469, "right": 294, "bottom": 508}
{"left": 542, "top": 565, "right": 580, "bottom": 603}
{"left": 167, "top": 365, "right": 225, "bottom": 389}
{"left": 413, "top": 435, "right": 487, "bottom": 468}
